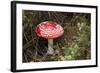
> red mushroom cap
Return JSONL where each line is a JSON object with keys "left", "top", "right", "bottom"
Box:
{"left": 35, "top": 21, "right": 64, "bottom": 39}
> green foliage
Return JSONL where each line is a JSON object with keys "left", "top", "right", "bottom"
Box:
{"left": 58, "top": 15, "right": 91, "bottom": 60}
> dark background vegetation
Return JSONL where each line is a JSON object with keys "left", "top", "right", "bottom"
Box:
{"left": 22, "top": 10, "right": 91, "bottom": 62}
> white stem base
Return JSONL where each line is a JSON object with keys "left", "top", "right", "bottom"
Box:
{"left": 47, "top": 39, "right": 54, "bottom": 55}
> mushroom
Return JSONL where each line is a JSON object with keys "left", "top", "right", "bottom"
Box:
{"left": 35, "top": 21, "right": 64, "bottom": 55}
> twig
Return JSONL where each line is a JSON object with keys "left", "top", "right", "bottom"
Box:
{"left": 24, "top": 33, "right": 28, "bottom": 42}
{"left": 23, "top": 39, "right": 34, "bottom": 49}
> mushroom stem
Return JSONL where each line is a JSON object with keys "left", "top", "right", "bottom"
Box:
{"left": 47, "top": 39, "right": 54, "bottom": 55}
